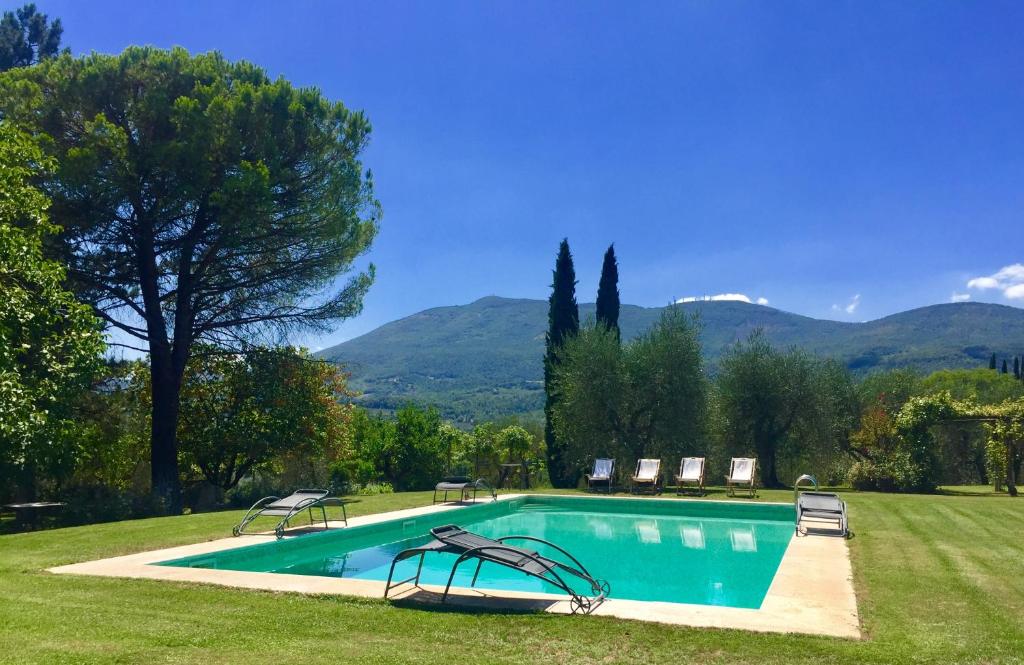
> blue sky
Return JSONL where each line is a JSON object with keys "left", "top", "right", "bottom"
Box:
{"left": 26, "top": 0, "right": 1024, "bottom": 348}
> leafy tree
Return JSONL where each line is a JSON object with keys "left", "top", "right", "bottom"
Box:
{"left": 544, "top": 239, "right": 579, "bottom": 487}
{"left": 857, "top": 368, "right": 920, "bottom": 414}
{"left": 595, "top": 243, "right": 620, "bottom": 338}
{"left": 552, "top": 307, "right": 706, "bottom": 472}
{"left": 716, "top": 331, "right": 831, "bottom": 488}
{"left": 918, "top": 368, "right": 1024, "bottom": 405}
{"left": 0, "top": 123, "right": 103, "bottom": 499}
{"left": 0, "top": 48, "right": 380, "bottom": 510}
{"left": 0, "top": 4, "right": 62, "bottom": 72}
{"left": 174, "top": 347, "right": 353, "bottom": 493}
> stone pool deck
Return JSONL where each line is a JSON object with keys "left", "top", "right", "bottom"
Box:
{"left": 48, "top": 493, "right": 860, "bottom": 638}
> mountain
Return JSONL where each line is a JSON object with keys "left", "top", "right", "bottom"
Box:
{"left": 318, "top": 297, "right": 1024, "bottom": 422}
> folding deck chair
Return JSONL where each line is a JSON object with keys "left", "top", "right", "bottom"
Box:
{"left": 232, "top": 488, "right": 348, "bottom": 539}
{"left": 585, "top": 458, "right": 615, "bottom": 493}
{"left": 629, "top": 458, "right": 662, "bottom": 494}
{"left": 675, "top": 457, "right": 706, "bottom": 495}
{"left": 725, "top": 457, "right": 757, "bottom": 497}
{"left": 432, "top": 477, "right": 496, "bottom": 504}
{"left": 384, "top": 524, "right": 610, "bottom": 614}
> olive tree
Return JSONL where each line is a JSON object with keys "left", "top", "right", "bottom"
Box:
{"left": 551, "top": 307, "right": 707, "bottom": 475}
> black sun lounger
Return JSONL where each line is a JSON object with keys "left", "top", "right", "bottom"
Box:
{"left": 796, "top": 491, "right": 849, "bottom": 538}
{"left": 384, "top": 524, "right": 610, "bottom": 614}
{"left": 233, "top": 488, "right": 348, "bottom": 539}
{"left": 432, "top": 477, "right": 496, "bottom": 504}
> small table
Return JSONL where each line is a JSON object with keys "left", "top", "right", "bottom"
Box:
{"left": 497, "top": 463, "right": 530, "bottom": 490}
{"left": 1, "top": 502, "right": 65, "bottom": 529}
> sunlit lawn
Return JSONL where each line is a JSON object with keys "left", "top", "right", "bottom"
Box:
{"left": 1, "top": 486, "right": 1023, "bottom": 664}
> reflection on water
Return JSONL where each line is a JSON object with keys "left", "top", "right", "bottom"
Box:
{"left": 729, "top": 526, "right": 758, "bottom": 553}
{"left": 680, "top": 523, "right": 705, "bottom": 550}
{"left": 635, "top": 520, "right": 662, "bottom": 544}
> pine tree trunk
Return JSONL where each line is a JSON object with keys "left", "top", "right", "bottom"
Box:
{"left": 149, "top": 349, "right": 183, "bottom": 513}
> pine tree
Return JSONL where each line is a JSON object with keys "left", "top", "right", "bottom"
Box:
{"left": 595, "top": 244, "right": 621, "bottom": 339}
{"left": 990, "top": 352, "right": 997, "bottom": 370}
{"left": 544, "top": 239, "right": 580, "bottom": 488}
{"left": 1001, "top": 359, "right": 1008, "bottom": 374}
{"left": 1015, "top": 357, "right": 1020, "bottom": 380}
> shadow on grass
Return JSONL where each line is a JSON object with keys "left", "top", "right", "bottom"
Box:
{"left": 386, "top": 586, "right": 561, "bottom": 617}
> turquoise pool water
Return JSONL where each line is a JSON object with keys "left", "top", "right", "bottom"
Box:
{"left": 159, "top": 496, "right": 794, "bottom": 609}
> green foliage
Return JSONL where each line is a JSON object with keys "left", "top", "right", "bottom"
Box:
{"left": 0, "top": 123, "right": 103, "bottom": 499}
{"left": 0, "top": 4, "right": 62, "bottom": 71}
{"left": 552, "top": 306, "right": 706, "bottom": 477}
{"left": 174, "top": 347, "right": 354, "bottom": 492}
{"left": 544, "top": 239, "right": 580, "bottom": 488}
{"left": 857, "top": 368, "right": 921, "bottom": 414}
{"left": 716, "top": 331, "right": 856, "bottom": 487}
{"left": 918, "top": 368, "right": 1024, "bottom": 405}
{"left": 850, "top": 393, "right": 960, "bottom": 492}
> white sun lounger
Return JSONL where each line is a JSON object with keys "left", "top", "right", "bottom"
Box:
{"left": 630, "top": 458, "right": 662, "bottom": 494}
{"left": 725, "top": 457, "right": 757, "bottom": 497}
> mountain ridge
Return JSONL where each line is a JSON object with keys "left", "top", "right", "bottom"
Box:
{"left": 318, "top": 297, "right": 1024, "bottom": 421}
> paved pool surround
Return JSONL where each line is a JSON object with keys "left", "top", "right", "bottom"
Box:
{"left": 48, "top": 493, "right": 860, "bottom": 638}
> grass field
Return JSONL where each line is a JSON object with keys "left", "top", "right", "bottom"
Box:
{"left": 2, "top": 487, "right": 1023, "bottom": 664}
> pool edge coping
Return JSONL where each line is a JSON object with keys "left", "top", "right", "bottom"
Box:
{"left": 47, "top": 492, "right": 860, "bottom": 639}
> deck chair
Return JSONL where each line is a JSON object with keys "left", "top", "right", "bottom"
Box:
{"left": 630, "top": 458, "right": 662, "bottom": 494}
{"left": 384, "top": 524, "right": 610, "bottom": 614}
{"left": 233, "top": 488, "right": 348, "bottom": 539}
{"left": 432, "top": 477, "right": 496, "bottom": 504}
{"left": 796, "top": 492, "right": 849, "bottom": 538}
{"left": 675, "top": 457, "right": 706, "bottom": 495}
{"left": 585, "top": 458, "right": 615, "bottom": 493}
{"left": 725, "top": 457, "right": 757, "bottom": 497}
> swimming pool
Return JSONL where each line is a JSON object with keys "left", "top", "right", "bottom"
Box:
{"left": 158, "top": 495, "right": 795, "bottom": 609}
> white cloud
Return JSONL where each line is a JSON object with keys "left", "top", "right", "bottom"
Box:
{"left": 1005, "top": 284, "right": 1024, "bottom": 300}
{"left": 675, "top": 293, "right": 769, "bottom": 305}
{"left": 967, "top": 276, "right": 1000, "bottom": 290}
{"left": 950, "top": 292, "right": 971, "bottom": 303}
{"left": 966, "top": 263, "right": 1024, "bottom": 299}
{"left": 831, "top": 294, "right": 861, "bottom": 315}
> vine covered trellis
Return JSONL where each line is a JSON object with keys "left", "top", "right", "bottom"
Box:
{"left": 897, "top": 393, "right": 1024, "bottom": 496}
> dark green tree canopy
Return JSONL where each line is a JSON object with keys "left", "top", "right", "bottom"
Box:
{"left": 0, "top": 4, "right": 62, "bottom": 71}
{"left": 595, "top": 243, "right": 620, "bottom": 337}
{"left": 0, "top": 47, "right": 380, "bottom": 508}
{"left": 544, "top": 238, "right": 579, "bottom": 488}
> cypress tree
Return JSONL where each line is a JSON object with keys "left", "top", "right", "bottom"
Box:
{"left": 1001, "top": 359, "right": 1009, "bottom": 374}
{"left": 595, "top": 244, "right": 621, "bottom": 339}
{"left": 1015, "top": 357, "right": 1021, "bottom": 380}
{"left": 990, "top": 352, "right": 997, "bottom": 370}
{"left": 544, "top": 239, "right": 580, "bottom": 488}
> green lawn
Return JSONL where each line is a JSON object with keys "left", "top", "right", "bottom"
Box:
{"left": 2, "top": 487, "right": 1023, "bottom": 664}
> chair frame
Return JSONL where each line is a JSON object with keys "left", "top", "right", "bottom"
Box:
{"left": 432, "top": 477, "right": 497, "bottom": 504}
{"left": 585, "top": 458, "right": 615, "bottom": 493}
{"left": 725, "top": 458, "right": 757, "bottom": 497}
{"left": 629, "top": 458, "right": 662, "bottom": 495}
{"left": 233, "top": 489, "right": 348, "bottom": 539}
{"left": 675, "top": 457, "right": 706, "bottom": 495}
